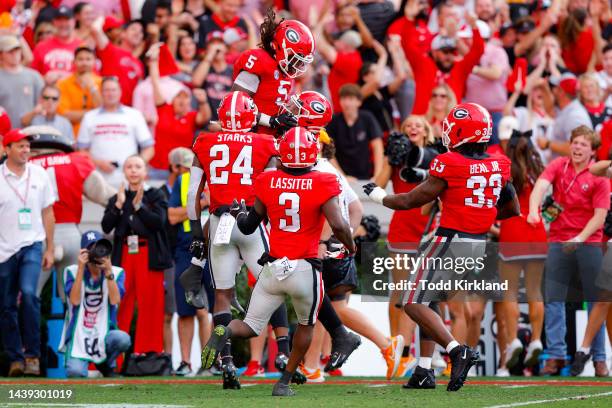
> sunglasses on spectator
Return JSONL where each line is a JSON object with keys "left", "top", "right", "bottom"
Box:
{"left": 432, "top": 93, "right": 448, "bottom": 99}
{"left": 42, "top": 95, "right": 59, "bottom": 101}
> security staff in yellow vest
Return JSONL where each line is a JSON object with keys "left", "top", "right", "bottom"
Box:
{"left": 167, "top": 147, "right": 213, "bottom": 376}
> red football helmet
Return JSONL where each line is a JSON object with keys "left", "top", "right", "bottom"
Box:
{"left": 273, "top": 20, "right": 315, "bottom": 79}
{"left": 442, "top": 102, "right": 492, "bottom": 149}
{"left": 278, "top": 127, "right": 319, "bottom": 168}
{"left": 282, "top": 91, "right": 333, "bottom": 130}
{"left": 217, "top": 91, "right": 258, "bottom": 132}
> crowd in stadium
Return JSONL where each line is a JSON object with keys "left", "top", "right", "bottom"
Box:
{"left": 0, "top": 0, "right": 612, "bottom": 390}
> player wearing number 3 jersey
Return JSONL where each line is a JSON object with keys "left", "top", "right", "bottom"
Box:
{"left": 364, "top": 103, "right": 520, "bottom": 392}
{"left": 189, "top": 91, "right": 289, "bottom": 389}
{"left": 200, "top": 127, "right": 355, "bottom": 397}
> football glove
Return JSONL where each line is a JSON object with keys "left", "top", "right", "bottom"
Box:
{"left": 269, "top": 112, "right": 298, "bottom": 130}
{"left": 363, "top": 182, "right": 387, "bottom": 204}
{"left": 400, "top": 166, "right": 428, "bottom": 183}
{"left": 229, "top": 198, "right": 248, "bottom": 219}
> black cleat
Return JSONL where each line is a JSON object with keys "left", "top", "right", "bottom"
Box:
{"left": 325, "top": 332, "right": 361, "bottom": 372}
{"left": 570, "top": 351, "right": 592, "bottom": 376}
{"left": 275, "top": 353, "right": 289, "bottom": 372}
{"left": 402, "top": 366, "right": 436, "bottom": 389}
{"left": 201, "top": 325, "right": 231, "bottom": 370}
{"left": 185, "top": 289, "right": 207, "bottom": 309}
{"left": 291, "top": 370, "right": 307, "bottom": 384}
{"left": 272, "top": 381, "right": 295, "bottom": 396}
{"left": 222, "top": 361, "right": 241, "bottom": 390}
{"left": 447, "top": 345, "right": 479, "bottom": 392}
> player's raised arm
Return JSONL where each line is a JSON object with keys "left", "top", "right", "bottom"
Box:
{"left": 322, "top": 196, "right": 356, "bottom": 254}
{"left": 363, "top": 176, "right": 446, "bottom": 211}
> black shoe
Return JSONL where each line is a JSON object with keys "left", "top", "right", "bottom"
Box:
{"left": 275, "top": 353, "right": 289, "bottom": 372}
{"left": 570, "top": 351, "right": 592, "bottom": 376}
{"left": 447, "top": 345, "right": 479, "bottom": 392}
{"left": 175, "top": 361, "right": 192, "bottom": 376}
{"left": 185, "top": 289, "right": 208, "bottom": 309}
{"left": 402, "top": 366, "right": 436, "bottom": 389}
{"left": 222, "top": 361, "right": 241, "bottom": 390}
{"left": 325, "top": 332, "right": 361, "bottom": 372}
{"left": 201, "top": 325, "right": 231, "bottom": 369}
{"left": 291, "top": 370, "right": 307, "bottom": 384}
{"left": 96, "top": 362, "right": 118, "bottom": 378}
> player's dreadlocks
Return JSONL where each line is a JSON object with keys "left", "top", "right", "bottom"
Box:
{"left": 259, "top": 8, "right": 283, "bottom": 57}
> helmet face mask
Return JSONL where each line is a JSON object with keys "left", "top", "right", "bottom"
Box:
{"left": 273, "top": 20, "right": 315, "bottom": 79}
{"left": 278, "top": 46, "right": 313, "bottom": 78}
{"left": 281, "top": 91, "right": 332, "bottom": 131}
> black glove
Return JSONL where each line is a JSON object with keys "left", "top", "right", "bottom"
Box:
{"left": 362, "top": 182, "right": 378, "bottom": 195}
{"left": 229, "top": 198, "right": 248, "bottom": 219}
{"left": 189, "top": 219, "right": 207, "bottom": 259}
{"left": 400, "top": 166, "right": 428, "bottom": 183}
{"left": 269, "top": 112, "right": 298, "bottom": 129}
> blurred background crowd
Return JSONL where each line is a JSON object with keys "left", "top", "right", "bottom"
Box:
{"left": 0, "top": 0, "right": 612, "bottom": 381}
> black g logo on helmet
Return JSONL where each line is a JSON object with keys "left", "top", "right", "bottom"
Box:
{"left": 310, "top": 101, "right": 325, "bottom": 114}
{"left": 453, "top": 108, "right": 469, "bottom": 119}
{"left": 286, "top": 29, "right": 300, "bottom": 44}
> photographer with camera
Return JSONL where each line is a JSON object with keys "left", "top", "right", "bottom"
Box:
{"left": 60, "top": 231, "right": 130, "bottom": 378}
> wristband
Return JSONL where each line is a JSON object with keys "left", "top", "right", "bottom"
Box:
{"left": 191, "top": 257, "right": 204, "bottom": 267}
{"left": 368, "top": 186, "right": 388, "bottom": 204}
{"left": 259, "top": 113, "right": 271, "bottom": 127}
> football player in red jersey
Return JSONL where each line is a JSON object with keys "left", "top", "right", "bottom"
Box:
{"left": 201, "top": 127, "right": 356, "bottom": 397}
{"left": 231, "top": 9, "right": 315, "bottom": 135}
{"left": 23, "top": 126, "right": 115, "bottom": 299}
{"left": 187, "top": 91, "right": 291, "bottom": 389}
{"left": 288, "top": 91, "right": 404, "bottom": 381}
{"left": 364, "top": 103, "right": 520, "bottom": 391}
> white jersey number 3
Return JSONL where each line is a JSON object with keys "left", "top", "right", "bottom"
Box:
{"left": 209, "top": 144, "right": 253, "bottom": 185}
{"left": 279, "top": 192, "right": 300, "bottom": 232}
{"left": 465, "top": 174, "right": 502, "bottom": 208}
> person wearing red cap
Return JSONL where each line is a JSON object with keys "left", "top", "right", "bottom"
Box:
{"left": 542, "top": 72, "right": 593, "bottom": 158}
{"left": 91, "top": 18, "right": 145, "bottom": 106}
{"left": 0, "top": 128, "right": 56, "bottom": 377}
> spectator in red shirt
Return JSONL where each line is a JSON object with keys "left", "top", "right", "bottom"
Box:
{"left": 528, "top": 125, "right": 610, "bottom": 376}
{"left": 387, "top": 0, "right": 433, "bottom": 54}
{"left": 31, "top": 6, "right": 82, "bottom": 83}
{"left": 147, "top": 43, "right": 211, "bottom": 178}
{"left": 314, "top": 23, "right": 364, "bottom": 113}
{"left": 92, "top": 19, "right": 145, "bottom": 106}
{"left": 578, "top": 73, "right": 612, "bottom": 133}
{"left": 559, "top": 6, "right": 594, "bottom": 75}
{"left": 401, "top": 6, "right": 484, "bottom": 115}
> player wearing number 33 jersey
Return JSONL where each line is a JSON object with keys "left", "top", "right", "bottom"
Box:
{"left": 364, "top": 103, "right": 520, "bottom": 393}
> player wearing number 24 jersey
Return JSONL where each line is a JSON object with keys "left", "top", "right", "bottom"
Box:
{"left": 364, "top": 103, "right": 520, "bottom": 393}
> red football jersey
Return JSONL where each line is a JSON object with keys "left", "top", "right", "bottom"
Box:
{"left": 29, "top": 152, "right": 95, "bottom": 224}
{"left": 429, "top": 151, "right": 511, "bottom": 234}
{"left": 193, "top": 131, "right": 277, "bottom": 213}
{"left": 233, "top": 48, "right": 294, "bottom": 119}
{"left": 254, "top": 170, "right": 341, "bottom": 260}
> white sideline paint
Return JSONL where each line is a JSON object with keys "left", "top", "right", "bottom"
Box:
{"left": 484, "top": 391, "right": 612, "bottom": 408}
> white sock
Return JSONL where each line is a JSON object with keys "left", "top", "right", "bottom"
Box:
{"left": 418, "top": 357, "right": 432, "bottom": 369}
{"left": 578, "top": 346, "right": 591, "bottom": 354}
{"left": 446, "top": 340, "right": 461, "bottom": 354}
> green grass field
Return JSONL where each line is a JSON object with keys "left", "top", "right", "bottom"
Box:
{"left": 1, "top": 377, "right": 612, "bottom": 408}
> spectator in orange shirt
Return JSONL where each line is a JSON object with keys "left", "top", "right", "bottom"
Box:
{"left": 57, "top": 46, "right": 101, "bottom": 137}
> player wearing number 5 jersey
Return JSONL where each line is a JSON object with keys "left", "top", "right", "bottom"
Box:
{"left": 364, "top": 103, "right": 520, "bottom": 392}
{"left": 201, "top": 127, "right": 356, "bottom": 397}
{"left": 232, "top": 9, "right": 315, "bottom": 135}
{"left": 188, "top": 91, "right": 290, "bottom": 389}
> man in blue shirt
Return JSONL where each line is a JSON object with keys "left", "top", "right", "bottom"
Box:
{"left": 60, "top": 230, "right": 130, "bottom": 377}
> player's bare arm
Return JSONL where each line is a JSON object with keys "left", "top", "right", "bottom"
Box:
{"left": 363, "top": 176, "right": 447, "bottom": 211}
{"left": 322, "top": 197, "right": 356, "bottom": 254}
